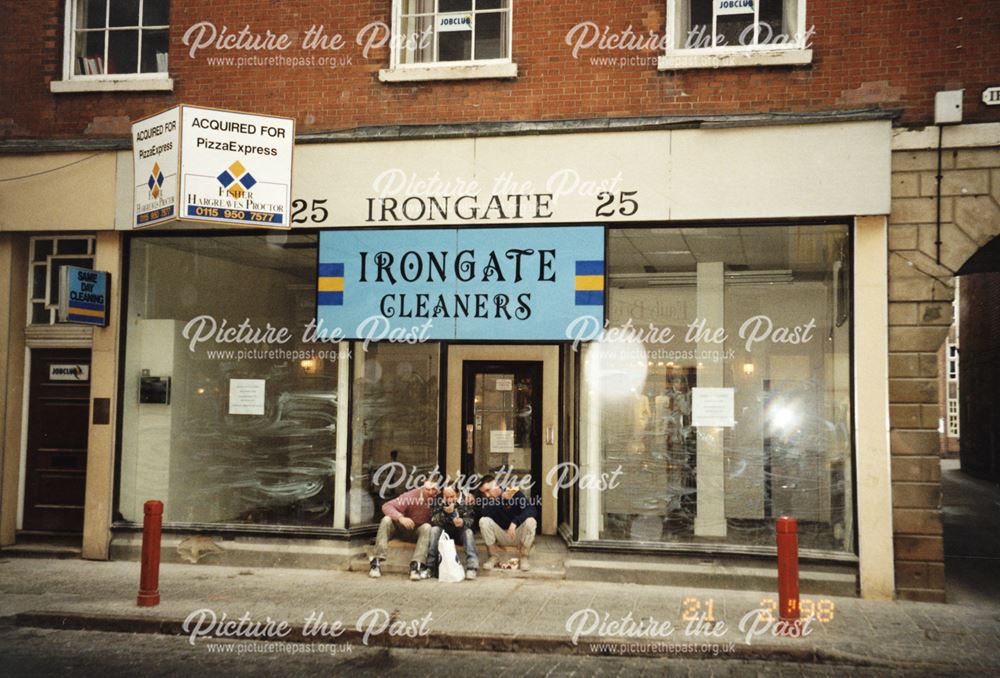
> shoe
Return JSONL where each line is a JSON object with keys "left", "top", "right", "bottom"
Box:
{"left": 369, "top": 559, "right": 381, "bottom": 578}
{"left": 409, "top": 562, "right": 420, "bottom": 581}
{"left": 483, "top": 546, "right": 501, "bottom": 570}
{"left": 419, "top": 566, "right": 432, "bottom": 580}
{"left": 465, "top": 569, "right": 477, "bottom": 580}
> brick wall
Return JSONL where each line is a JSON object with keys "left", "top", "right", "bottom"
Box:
{"left": 1, "top": 1, "right": 999, "bottom": 138}
{"left": 888, "top": 146, "right": 1000, "bottom": 601}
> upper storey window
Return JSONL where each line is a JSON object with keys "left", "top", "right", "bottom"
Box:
{"left": 53, "top": 0, "right": 173, "bottom": 92}
{"left": 380, "top": 0, "right": 517, "bottom": 82}
{"left": 661, "top": 0, "right": 813, "bottom": 70}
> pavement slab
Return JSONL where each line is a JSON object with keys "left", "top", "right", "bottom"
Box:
{"left": 0, "top": 556, "right": 998, "bottom": 673}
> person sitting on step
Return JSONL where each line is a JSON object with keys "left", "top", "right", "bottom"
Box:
{"left": 370, "top": 479, "right": 439, "bottom": 580}
{"left": 476, "top": 474, "right": 537, "bottom": 571}
{"left": 427, "top": 483, "right": 479, "bottom": 580}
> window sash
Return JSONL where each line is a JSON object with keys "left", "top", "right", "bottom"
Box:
{"left": 946, "top": 344, "right": 959, "bottom": 381}
{"left": 67, "top": 0, "right": 170, "bottom": 78}
{"left": 393, "top": 0, "right": 512, "bottom": 68}
{"left": 669, "top": 0, "right": 806, "bottom": 53}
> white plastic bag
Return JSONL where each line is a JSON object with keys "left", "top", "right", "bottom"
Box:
{"left": 437, "top": 531, "right": 465, "bottom": 583}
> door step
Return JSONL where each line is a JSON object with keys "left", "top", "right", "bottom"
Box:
{"left": 1, "top": 533, "right": 82, "bottom": 559}
{"left": 351, "top": 538, "right": 566, "bottom": 579}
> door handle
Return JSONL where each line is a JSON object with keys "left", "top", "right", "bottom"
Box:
{"left": 466, "top": 424, "right": 474, "bottom": 455}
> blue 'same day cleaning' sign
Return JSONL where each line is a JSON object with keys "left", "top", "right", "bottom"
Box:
{"left": 58, "top": 265, "right": 109, "bottom": 327}
{"left": 317, "top": 226, "right": 605, "bottom": 341}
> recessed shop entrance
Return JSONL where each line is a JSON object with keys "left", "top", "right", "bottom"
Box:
{"left": 461, "top": 361, "right": 543, "bottom": 500}
{"left": 446, "top": 345, "right": 560, "bottom": 535}
{"left": 22, "top": 348, "right": 91, "bottom": 533}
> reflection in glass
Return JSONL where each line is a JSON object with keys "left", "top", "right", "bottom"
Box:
{"left": 439, "top": 27, "right": 472, "bottom": 61}
{"left": 474, "top": 11, "right": 504, "bottom": 60}
{"left": 350, "top": 343, "right": 440, "bottom": 527}
{"left": 79, "top": 0, "right": 108, "bottom": 29}
{"left": 118, "top": 234, "right": 339, "bottom": 527}
{"left": 109, "top": 0, "right": 140, "bottom": 26}
{"left": 140, "top": 29, "right": 168, "bottom": 72}
{"left": 582, "top": 225, "right": 853, "bottom": 554}
{"left": 107, "top": 29, "right": 139, "bottom": 73}
{"left": 398, "top": 13, "right": 434, "bottom": 64}
{"left": 717, "top": 14, "right": 755, "bottom": 47}
{"left": 142, "top": 0, "right": 170, "bottom": 26}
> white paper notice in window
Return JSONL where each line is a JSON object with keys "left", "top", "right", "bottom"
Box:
{"left": 691, "top": 387, "right": 735, "bottom": 427}
{"left": 715, "top": 0, "right": 757, "bottom": 15}
{"left": 229, "top": 379, "right": 266, "bottom": 415}
{"left": 437, "top": 13, "right": 473, "bottom": 32}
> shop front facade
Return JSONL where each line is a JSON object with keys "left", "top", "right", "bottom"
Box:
{"left": 0, "top": 114, "right": 901, "bottom": 597}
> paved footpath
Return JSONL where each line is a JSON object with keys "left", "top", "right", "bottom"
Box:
{"left": 0, "top": 558, "right": 998, "bottom": 674}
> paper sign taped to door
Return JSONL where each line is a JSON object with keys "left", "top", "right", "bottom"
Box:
{"left": 490, "top": 430, "right": 515, "bottom": 453}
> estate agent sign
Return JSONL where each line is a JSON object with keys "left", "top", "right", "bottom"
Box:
{"left": 132, "top": 105, "right": 294, "bottom": 229}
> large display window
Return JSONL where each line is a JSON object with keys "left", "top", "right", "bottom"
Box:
{"left": 117, "top": 233, "right": 344, "bottom": 527}
{"left": 116, "top": 224, "right": 853, "bottom": 552}
{"left": 579, "top": 224, "right": 854, "bottom": 554}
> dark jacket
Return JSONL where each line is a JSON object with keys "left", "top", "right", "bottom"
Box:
{"left": 431, "top": 494, "right": 476, "bottom": 532}
{"left": 477, "top": 488, "right": 535, "bottom": 530}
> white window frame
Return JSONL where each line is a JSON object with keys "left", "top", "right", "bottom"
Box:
{"left": 660, "top": 0, "right": 813, "bottom": 71}
{"left": 946, "top": 398, "right": 960, "bottom": 438}
{"left": 945, "top": 341, "right": 960, "bottom": 438}
{"left": 380, "top": 0, "right": 517, "bottom": 82}
{"left": 51, "top": 0, "right": 174, "bottom": 93}
{"left": 27, "top": 236, "right": 97, "bottom": 326}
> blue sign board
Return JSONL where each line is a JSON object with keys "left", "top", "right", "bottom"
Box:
{"left": 59, "top": 265, "right": 109, "bottom": 327}
{"left": 317, "top": 226, "right": 605, "bottom": 341}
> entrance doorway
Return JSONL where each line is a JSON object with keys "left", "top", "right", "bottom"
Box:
{"left": 461, "top": 361, "right": 542, "bottom": 498}
{"left": 22, "top": 349, "right": 91, "bottom": 532}
{"left": 445, "top": 345, "right": 560, "bottom": 534}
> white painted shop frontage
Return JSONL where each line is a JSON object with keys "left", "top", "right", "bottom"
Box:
{"left": 0, "top": 113, "right": 895, "bottom": 598}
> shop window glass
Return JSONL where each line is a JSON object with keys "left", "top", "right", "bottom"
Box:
{"left": 350, "top": 342, "right": 440, "bottom": 527}
{"left": 580, "top": 225, "right": 853, "bottom": 554}
{"left": 117, "top": 234, "right": 344, "bottom": 527}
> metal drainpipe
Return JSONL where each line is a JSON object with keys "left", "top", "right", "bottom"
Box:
{"left": 935, "top": 124, "right": 944, "bottom": 265}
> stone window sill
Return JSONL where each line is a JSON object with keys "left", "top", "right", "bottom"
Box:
{"left": 379, "top": 62, "right": 517, "bottom": 83}
{"left": 658, "top": 49, "right": 812, "bottom": 70}
{"left": 50, "top": 77, "right": 174, "bottom": 94}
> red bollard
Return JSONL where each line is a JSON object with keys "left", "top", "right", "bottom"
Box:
{"left": 776, "top": 516, "right": 800, "bottom": 624}
{"left": 137, "top": 500, "right": 163, "bottom": 607}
